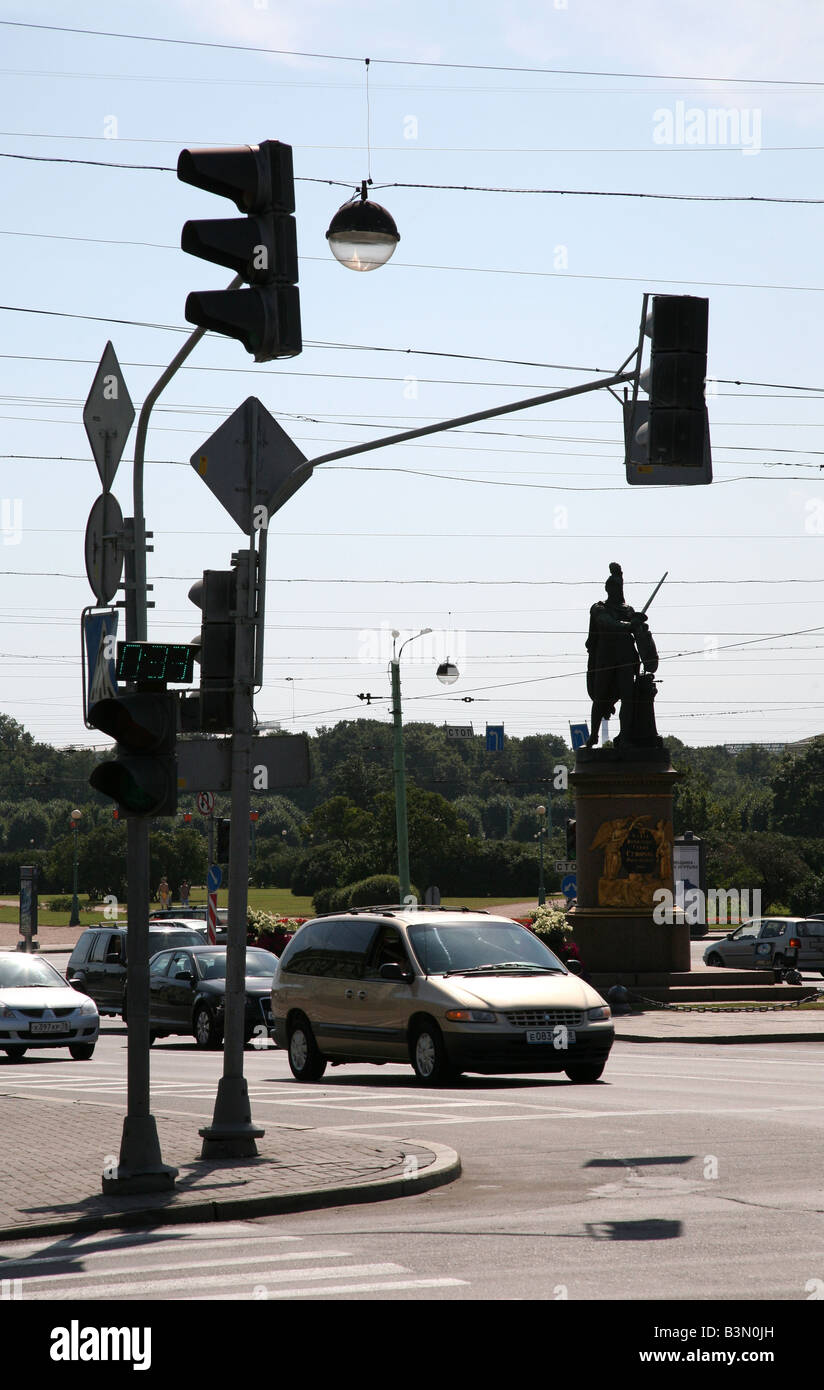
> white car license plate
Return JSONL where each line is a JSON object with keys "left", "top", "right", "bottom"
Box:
{"left": 526, "top": 1028, "right": 576, "bottom": 1045}
{"left": 30, "top": 1021, "right": 70, "bottom": 1035}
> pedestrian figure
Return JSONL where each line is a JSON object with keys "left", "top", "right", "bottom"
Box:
{"left": 158, "top": 875, "right": 171, "bottom": 910}
{"left": 179, "top": 880, "right": 190, "bottom": 909}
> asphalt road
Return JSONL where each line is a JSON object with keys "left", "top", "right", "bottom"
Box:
{"left": 4, "top": 1022, "right": 823, "bottom": 1304}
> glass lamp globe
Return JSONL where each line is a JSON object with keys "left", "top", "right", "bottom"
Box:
{"left": 436, "top": 661, "right": 460, "bottom": 685}
{"left": 326, "top": 193, "right": 400, "bottom": 272}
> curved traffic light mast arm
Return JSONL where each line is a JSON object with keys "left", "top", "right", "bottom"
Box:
{"left": 130, "top": 273, "right": 242, "bottom": 642}
{"left": 264, "top": 364, "right": 637, "bottom": 520}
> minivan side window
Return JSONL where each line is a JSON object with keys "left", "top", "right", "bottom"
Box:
{"left": 280, "top": 919, "right": 378, "bottom": 979}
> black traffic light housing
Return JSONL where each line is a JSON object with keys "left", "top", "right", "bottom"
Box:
{"left": 216, "top": 818, "right": 231, "bottom": 862}
{"left": 88, "top": 693, "right": 178, "bottom": 817}
{"left": 625, "top": 293, "right": 712, "bottom": 485}
{"left": 645, "top": 294, "right": 708, "bottom": 468}
{"left": 178, "top": 140, "right": 301, "bottom": 361}
{"left": 187, "top": 568, "right": 237, "bottom": 732}
{"left": 565, "top": 818, "right": 577, "bottom": 860}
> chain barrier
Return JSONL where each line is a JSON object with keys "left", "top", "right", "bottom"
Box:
{"left": 630, "top": 991, "right": 823, "bottom": 1013}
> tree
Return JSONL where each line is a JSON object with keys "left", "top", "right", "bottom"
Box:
{"left": 771, "top": 740, "right": 824, "bottom": 837}
{"left": 372, "top": 786, "right": 469, "bottom": 886}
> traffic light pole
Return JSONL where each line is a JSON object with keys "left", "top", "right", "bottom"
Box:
{"left": 200, "top": 547, "right": 264, "bottom": 1156}
{"left": 105, "top": 282, "right": 240, "bottom": 1195}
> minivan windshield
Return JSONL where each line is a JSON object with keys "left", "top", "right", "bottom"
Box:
{"left": 407, "top": 921, "right": 566, "bottom": 976}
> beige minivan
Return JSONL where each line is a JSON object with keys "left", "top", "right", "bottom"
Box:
{"left": 271, "top": 907, "right": 614, "bottom": 1085}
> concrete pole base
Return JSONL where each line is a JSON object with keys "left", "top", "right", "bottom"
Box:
{"left": 199, "top": 1075, "right": 265, "bottom": 1158}
{"left": 101, "top": 1115, "right": 179, "bottom": 1194}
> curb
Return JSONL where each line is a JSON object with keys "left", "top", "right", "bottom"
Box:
{"left": 617, "top": 1031, "right": 824, "bottom": 1045}
{"left": 0, "top": 1138, "right": 461, "bottom": 1245}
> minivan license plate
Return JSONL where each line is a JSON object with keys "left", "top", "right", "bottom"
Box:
{"left": 30, "top": 1022, "right": 70, "bottom": 1035}
{"left": 526, "top": 1028, "right": 576, "bottom": 1045}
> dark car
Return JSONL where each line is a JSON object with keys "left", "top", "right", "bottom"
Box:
{"left": 147, "top": 945, "right": 278, "bottom": 1048}
{"left": 66, "top": 925, "right": 205, "bottom": 1017}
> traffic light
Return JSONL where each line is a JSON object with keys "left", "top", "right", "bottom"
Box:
{"left": 626, "top": 294, "right": 711, "bottom": 485}
{"left": 216, "top": 818, "right": 231, "bottom": 862}
{"left": 88, "top": 694, "right": 177, "bottom": 817}
{"left": 565, "top": 818, "right": 577, "bottom": 860}
{"left": 643, "top": 294, "right": 708, "bottom": 467}
{"left": 177, "top": 140, "right": 301, "bottom": 361}
{"left": 187, "top": 568, "right": 237, "bottom": 732}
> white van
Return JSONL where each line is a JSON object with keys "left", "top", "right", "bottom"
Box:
{"left": 271, "top": 907, "right": 614, "bottom": 1086}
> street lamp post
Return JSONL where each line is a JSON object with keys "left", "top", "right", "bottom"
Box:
{"left": 390, "top": 629, "right": 427, "bottom": 901}
{"left": 536, "top": 804, "right": 547, "bottom": 907}
{"left": 69, "top": 809, "right": 82, "bottom": 926}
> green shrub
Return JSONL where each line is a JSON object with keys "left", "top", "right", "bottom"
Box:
{"left": 46, "top": 895, "right": 78, "bottom": 913}
{"left": 347, "top": 874, "right": 419, "bottom": 907}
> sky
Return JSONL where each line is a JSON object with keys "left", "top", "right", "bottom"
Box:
{"left": 2, "top": 0, "right": 824, "bottom": 753}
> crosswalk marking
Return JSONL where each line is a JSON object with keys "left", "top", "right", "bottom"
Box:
{"left": 42, "top": 1263, "right": 411, "bottom": 1299}
{"left": 4, "top": 1227, "right": 471, "bottom": 1301}
{"left": 209, "top": 1279, "right": 469, "bottom": 1300}
{"left": 7, "top": 1249, "right": 355, "bottom": 1283}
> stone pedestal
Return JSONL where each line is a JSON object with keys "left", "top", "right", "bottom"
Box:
{"left": 568, "top": 747, "right": 689, "bottom": 974}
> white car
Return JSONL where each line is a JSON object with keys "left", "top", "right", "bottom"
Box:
{"left": 0, "top": 952, "right": 100, "bottom": 1061}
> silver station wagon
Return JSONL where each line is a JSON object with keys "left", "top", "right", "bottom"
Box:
{"left": 271, "top": 908, "right": 614, "bottom": 1086}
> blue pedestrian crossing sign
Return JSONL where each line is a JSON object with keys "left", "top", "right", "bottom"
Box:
{"left": 569, "top": 723, "right": 589, "bottom": 750}
{"left": 486, "top": 724, "right": 505, "bottom": 751}
{"left": 561, "top": 873, "right": 577, "bottom": 899}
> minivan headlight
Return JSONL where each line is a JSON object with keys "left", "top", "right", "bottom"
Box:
{"left": 587, "top": 1005, "right": 611, "bottom": 1021}
{"left": 445, "top": 1009, "right": 497, "bottom": 1024}
{"left": 78, "top": 1000, "right": 98, "bottom": 1016}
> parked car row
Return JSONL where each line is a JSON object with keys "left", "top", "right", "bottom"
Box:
{"left": 10, "top": 908, "right": 616, "bottom": 1086}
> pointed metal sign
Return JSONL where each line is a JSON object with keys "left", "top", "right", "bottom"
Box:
{"left": 191, "top": 397, "right": 311, "bottom": 534}
{"left": 83, "top": 342, "right": 135, "bottom": 492}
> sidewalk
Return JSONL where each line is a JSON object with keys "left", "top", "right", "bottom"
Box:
{"left": 0, "top": 1092, "right": 460, "bottom": 1242}
{"left": 613, "top": 1005, "right": 824, "bottom": 1045}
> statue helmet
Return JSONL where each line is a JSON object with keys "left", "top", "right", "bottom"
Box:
{"left": 605, "top": 562, "right": 624, "bottom": 603}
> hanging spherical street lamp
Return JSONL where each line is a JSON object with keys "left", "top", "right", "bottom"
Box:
{"left": 326, "top": 180, "right": 400, "bottom": 272}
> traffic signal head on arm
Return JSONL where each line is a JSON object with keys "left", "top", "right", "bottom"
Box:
{"left": 178, "top": 139, "right": 301, "bottom": 361}
{"left": 644, "top": 294, "right": 708, "bottom": 468}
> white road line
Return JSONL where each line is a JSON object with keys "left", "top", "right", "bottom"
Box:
{"left": 0, "top": 1232, "right": 300, "bottom": 1262}
{"left": 17, "top": 1249, "right": 357, "bottom": 1284}
{"left": 322, "top": 1101, "right": 824, "bottom": 1130}
{"left": 209, "top": 1278, "right": 469, "bottom": 1299}
{"left": 39, "top": 1263, "right": 409, "bottom": 1299}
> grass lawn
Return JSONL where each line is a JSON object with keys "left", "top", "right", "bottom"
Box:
{"left": 0, "top": 887, "right": 536, "bottom": 927}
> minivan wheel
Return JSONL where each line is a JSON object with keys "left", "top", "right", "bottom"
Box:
{"left": 3, "top": 1047, "right": 27, "bottom": 1061}
{"left": 410, "top": 1021, "right": 455, "bottom": 1086}
{"left": 287, "top": 1017, "right": 327, "bottom": 1082}
{"left": 565, "top": 1062, "right": 605, "bottom": 1084}
{"left": 69, "top": 1043, "right": 95, "bottom": 1061}
{"left": 705, "top": 952, "right": 724, "bottom": 967}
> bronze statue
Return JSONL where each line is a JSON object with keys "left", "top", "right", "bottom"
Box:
{"left": 585, "top": 563, "right": 663, "bottom": 749}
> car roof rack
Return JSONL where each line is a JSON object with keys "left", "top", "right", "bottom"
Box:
{"left": 311, "top": 904, "right": 490, "bottom": 919}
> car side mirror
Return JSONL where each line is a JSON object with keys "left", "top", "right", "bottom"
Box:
{"left": 175, "top": 970, "right": 196, "bottom": 983}
{"left": 379, "top": 962, "right": 411, "bottom": 982}
{"left": 565, "top": 959, "right": 583, "bottom": 976}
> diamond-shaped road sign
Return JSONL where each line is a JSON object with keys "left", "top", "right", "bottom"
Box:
{"left": 191, "top": 397, "right": 311, "bottom": 534}
{"left": 83, "top": 342, "right": 135, "bottom": 493}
